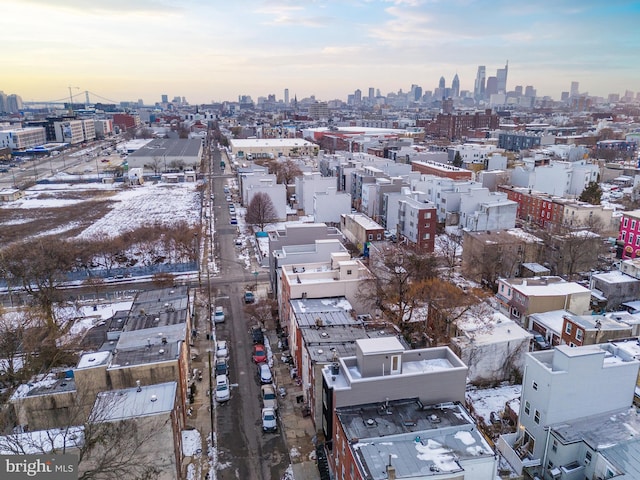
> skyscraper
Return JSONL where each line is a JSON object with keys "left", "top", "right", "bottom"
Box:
{"left": 438, "top": 76, "right": 446, "bottom": 89}
{"left": 368, "top": 87, "right": 375, "bottom": 100}
{"left": 474, "top": 66, "right": 486, "bottom": 101}
{"left": 496, "top": 61, "right": 508, "bottom": 94}
{"left": 570, "top": 82, "right": 579, "bottom": 98}
{"left": 284, "top": 88, "right": 289, "bottom": 105}
{"left": 451, "top": 74, "right": 460, "bottom": 98}
{"left": 354, "top": 89, "right": 362, "bottom": 104}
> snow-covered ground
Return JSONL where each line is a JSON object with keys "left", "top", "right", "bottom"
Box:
{"left": 466, "top": 383, "right": 521, "bottom": 425}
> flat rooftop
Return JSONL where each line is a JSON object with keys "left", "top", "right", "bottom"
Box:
{"left": 551, "top": 407, "right": 640, "bottom": 450}
{"left": 92, "top": 381, "right": 177, "bottom": 421}
{"left": 337, "top": 399, "right": 493, "bottom": 479}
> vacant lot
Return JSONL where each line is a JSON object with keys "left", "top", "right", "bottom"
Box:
{"left": 0, "top": 180, "right": 201, "bottom": 245}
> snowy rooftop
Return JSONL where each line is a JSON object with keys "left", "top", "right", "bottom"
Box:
{"left": 76, "top": 350, "right": 111, "bottom": 369}
{"left": 508, "top": 277, "right": 590, "bottom": 296}
{"left": 551, "top": 407, "right": 640, "bottom": 450}
{"left": 455, "top": 310, "right": 531, "bottom": 345}
{"left": 230, "top": 138, "right": 316, "bottom": 148}
{"left": 357, "top": 336, "right": 404, "bottom": 355}
{"left": 337, "top": 399, "right": 493, "bottom": 479}
{"left": 92, "top": 381, "right": 177, "bottom": 421}
{"left": 592, "top": 270, "right": 640, "bottom": 284}
{"left": 529, "top": 309, "right": 571, "bottom": 335}
{"left": 10, "top": 372, "right": 76, "bottom": 400}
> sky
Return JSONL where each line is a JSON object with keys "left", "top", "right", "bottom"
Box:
{"left": 2, "top": 0, "right": 639, "bottom": 105}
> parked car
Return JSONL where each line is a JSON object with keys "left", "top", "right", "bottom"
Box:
{"left": 252, "top": 344, "right": 267, "bottom": 363}
{"left": 251, "top": 326, "right": 264, "bottom": 344}
{"left": 531, "top": 332, "right": 550, "bottom": 350}
{"left": 214, "top": 306, "right": 225, "bottom": 323}
{"left": 214, "top": 374, "right": 230, "bottom": 403}
{"left": 244, "top": 291, "right": 255, "bottom": 304}
{"left": 216, "top": 340, "right": 228, "bottom": 359}
{"left": 261, "top": 384, "right": 278, "bottom": 411}
{"left": 262, "top": 407, "right": 277, "bottom": 432}
{"left": 257, "top": 363, "right": 273, "bottom": 384}
{"left": 215, "top": 358, "right": 228, "bottom": 376}
{"left": 230, "top": 216, "right": 237, "bottom": 225}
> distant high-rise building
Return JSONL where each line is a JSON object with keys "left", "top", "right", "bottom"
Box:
{"left": 161, "top": 94, "right": 168, "bottom": 103}
{"left": 438, "top": 76, "right": 446, "bottom": 89}
{"left": 570, "top": 81, "right": 579, "bottom": 97}
{"left": 354, "top": 89, "right": 362, "bottom": 104}
{"left": 524, "top": 86, "right": 536, "bottom": 97}
{"left": 486, "top": 77, "right": 498, "bottom": 97}
{"left": 474, "top": 66, "right": 486, "bottom": 101}
{"left": 496, "top": 61, "right": 508, "bottom": 94}
{"left": 452, "top": 74, "right": 460, "bottom": 98}
{"left": 6, "top": 94, "right": 23, "bottom": 113}
{"left": 284, "top": 88, "right": 289, "bottom": 105}
{"left": 514, "top": 85, "right": 523, "bottom": 96}
{"left": 561, "top": 91, "right": 570, "bottom": 102}
{"left": 368, "top": 87, "right": 374, "bottom": 100}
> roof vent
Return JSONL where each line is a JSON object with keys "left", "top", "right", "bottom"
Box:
{"left": 136, "top": 380, "right": 141, "bottom": 392}
{"left": 150, "top": 395, "right": 158, "bottom": 402}
{"left": 365, "top": 418, "right": 377, "bottom": 427}
{"left": 317, "top": 349, "right": 324, "bottom": 355}
{"left": 158, "top": 349, "right": 165, "bottom": 354}
{"left": 321, "top": 332, "right": 329, "bottom": 338}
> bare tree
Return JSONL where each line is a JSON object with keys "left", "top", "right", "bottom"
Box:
{"left": 0, "top": 391, "right": 169, "bottom": 480}
{"left": 361, "top": 244, "right": 438, "bottom": 340}
{"left": 245, "top": 192, "right": 279, "bottom": 231}
{"left": 273, "top": 158, "right": 303, "bottom": 185}
{"left": 435, "top": 230, "right": 463, "bottom": 276}
{"left": 146, "top": 156, "right": 163, "bottom": 175}
{"left": 0, "top": 238, "right": 80, "bottom": 331}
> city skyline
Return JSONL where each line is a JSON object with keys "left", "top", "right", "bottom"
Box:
{"left": 3, "top": 0, "right": 639, "bottom": 105}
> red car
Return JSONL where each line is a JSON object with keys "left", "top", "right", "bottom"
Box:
{"left": 252, "top": 344, "right": 267, "bottom": 363}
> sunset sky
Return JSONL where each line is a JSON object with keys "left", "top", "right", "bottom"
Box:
{"left": 3, "top": 0, "right": 639, "bottom": 105}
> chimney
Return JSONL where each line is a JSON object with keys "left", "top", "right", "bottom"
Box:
{"left": 136, "top": 380, "right": 141, "bottom": 392}
{"left": 386, "top": 456, "right": 396, "bottom": 480}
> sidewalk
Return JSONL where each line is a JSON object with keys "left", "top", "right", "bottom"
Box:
{"left": 267, "top": 327, "right": 320, "bottom": 480}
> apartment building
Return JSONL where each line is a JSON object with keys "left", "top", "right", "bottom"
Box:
{"left": 267, "top": 223, "right": 343, "bottom": 293}
{"left": 339, "top": 213, "right": 385, "bottom": 254}
{"left": 618, "top": 209, "right": 640, "bottom": 259}
{"left": 278, "top": 254, "right": 373, "bottom": 361}
{"left": 321, "top": 338, "right": 497, "bottom": 479}
{"left": 53, "top": 120, "right": 85, "bottom": 144}
{"left": 560, "top": 314, "right": 631, "bottom": 347}
{"left": 0, "top": 127, "right": 47, "bottom": 150}
{"left": 498, "top": 344, "right": 640, "bottom": 477}
{"left": 461, "top": 229, "right": 544, "bottom": 285}
{"left": 496, "top": 276, "right": 591, "bottom": 324}
{"left": 411, "top": 159, "right": 473, "bottom": 180}
{"left": 396, "top": 196, "right": 437, "bottom": 251}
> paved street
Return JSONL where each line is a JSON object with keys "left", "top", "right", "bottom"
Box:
{"left": 182, "top": 146, "right": 320, "bottom": 480}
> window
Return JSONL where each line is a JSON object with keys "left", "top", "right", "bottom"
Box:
{"left": 585, "top": 451, "right": 592, "bottom": 465}
{"left": 423, "top": 233, "right": 431, "bottom": 240}
{"left": 346, "top": 269, "right": 352, "bottom": 275}
{"left": 633, "top": 220, "right": 637, "bottom": 230}
{"left": 624, "top": 217, "right": 629, "bottom": 228}
{"left": 532, "top": 381, "right": 538, "bottom": 391}
{"left": 368, "top": 234, "right": 373, "bottom": 241}
{"left": 376, "top": 234, "right": 381, "bottom": 240}
{"left": 631, "top": 233, "right": 635, "bottom": 245}
{"left": 424, "top": 212, "right": 431, "bottom": 219}
{"left": 547, "top": 460, "right": 554, "bottom": 469}
{"left": 576, "top": 329, "right": 583, "bottom": 341}
{"left": 534, "top": 410, "right": 540, "bottom": 424}
{"left": 552, "top": 440, "right": 558, "bottom": 452}
{"left": 636, "top": 236, "right": 640, "bottom": 247}
{"left": 524, "top": 401, "right": 530, "bottom": 415}
{"left": 565, "top": 323, "right": 572, "bottom": 335}
{"left": 622, "top": 232, "right": 627, "bottom": 242}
